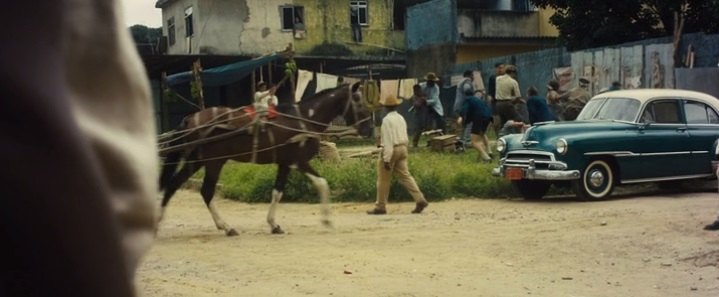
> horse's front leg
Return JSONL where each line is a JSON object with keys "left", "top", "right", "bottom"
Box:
{"left": 297, "top": 162, "right": 332, "bottom": 227}
{"left": 267, "top": 164, "right": 290, "bottom": 234}
{"left": 202, "top": 161, "right": 238, "bottom": 236}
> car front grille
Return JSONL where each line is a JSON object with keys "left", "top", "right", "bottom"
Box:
{"left": 504, "top": 151, "right": 555, "bottom": 170}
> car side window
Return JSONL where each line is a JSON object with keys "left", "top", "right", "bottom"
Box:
{"left": 684, "top": 100, "right": 719, "bottom": 124}
{"left": 709, "top": 107, "right": 719, "bottom": 124}
{"left": 647, "top": 100, "right": 681, "bottom": 124}
{"left": 641, "top": 105, "right": 655, "bottom": 123}
{"left": 685, "top": 101, "right": 709, "bottom": 124}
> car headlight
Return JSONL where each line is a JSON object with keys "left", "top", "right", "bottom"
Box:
{"left": 556, "top": 138, "right": 568, "bottom": 155}
{"left": 496, "top": 138, "right": 506, "bottom": 153}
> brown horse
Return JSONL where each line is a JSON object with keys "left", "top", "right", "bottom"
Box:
{"left": 158, "top": 83, "right": 372, "bottom": 236}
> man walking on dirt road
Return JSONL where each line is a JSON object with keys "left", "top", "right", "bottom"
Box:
{"left": 367, "top": 95, "right": 429, "bottom": 215}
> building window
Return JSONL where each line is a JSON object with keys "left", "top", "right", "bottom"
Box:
{"left": 512, "top": 0, "right": 538, "bottom": 12}
{"left": 184, "top": 7, "right": 194, "bottom": 37}
{"left": 350, "top": 1, "right": 368, "bottom": 26}
{"left": 167, "top": 17, "right": 176, "bottom": 46}
{"left": 280, "top": 6, "right": 304, "bottom": 31}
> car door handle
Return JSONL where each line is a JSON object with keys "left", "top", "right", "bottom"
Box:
{"left": 676, "top": 127, "right": 687, "bottom": 132}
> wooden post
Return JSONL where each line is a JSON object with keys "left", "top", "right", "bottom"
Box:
{"left": 251, "top": 70, "right": 256, "bottom": 95}
{"left": 191, "top": 59, "right": 206, "bottom": 109}
{"left": 160, "top": 72, "right": 169, "bottom": 132}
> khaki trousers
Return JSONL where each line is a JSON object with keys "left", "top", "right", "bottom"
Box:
{"left": 375, "top": 145, "right": 427, "bottom": 209}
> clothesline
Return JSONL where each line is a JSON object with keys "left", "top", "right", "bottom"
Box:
{"left": 291, "top": 69, "right": 486, "bottom": 103}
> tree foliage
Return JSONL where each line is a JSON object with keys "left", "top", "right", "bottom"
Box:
{"left": 531, "top": 0, "right": 719, "bottom": 50}
{"left": 129, "top": 24, "right": 162, "bottom": 45}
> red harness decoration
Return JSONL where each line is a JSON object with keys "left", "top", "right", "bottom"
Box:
{"left": 245, "top": 105, "right": 278, "bottom": 120}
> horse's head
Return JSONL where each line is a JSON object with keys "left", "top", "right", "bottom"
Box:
{"left": 341, "top": 82, "right": 373, "bottom": 138}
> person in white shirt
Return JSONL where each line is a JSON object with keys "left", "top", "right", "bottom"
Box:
{"left": 495, "top": 65, "right": 523, "bottom": 124}
{"left": 367, "top": 95, "right": 429, "bottom": 215}
{"left": 254, "top": 81, "right": 279, "bottom": 110}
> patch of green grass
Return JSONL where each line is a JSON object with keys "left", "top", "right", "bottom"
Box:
{"left": 204, "top": 148, "right": 517, "bottom": 203}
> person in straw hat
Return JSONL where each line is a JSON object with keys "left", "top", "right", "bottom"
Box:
{"left": 420, "top": 72, "right": 445, "bottom": 133}
{"left": 367, "top": 94, "right": 429, "bottom": 215}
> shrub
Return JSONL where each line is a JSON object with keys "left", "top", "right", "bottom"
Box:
{"left": 204, "top": 148, "right": 517, "bottom": 203}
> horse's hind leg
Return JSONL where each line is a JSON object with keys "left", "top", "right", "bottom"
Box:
{"left": 267, "top": 164, "right": 290, "bottom": 234}
{"left": 160, "top": 160, "right": 202, "bottom": 222}
{"left": 202, "top": 160, "right": 237, "bottom": 236}
{"left": 297, "top": 161, "right": 332, "bottom": 227}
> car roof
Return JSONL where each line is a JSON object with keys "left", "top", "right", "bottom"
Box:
{"left": 592, "top": 89, "right": 719, "bottom": 106}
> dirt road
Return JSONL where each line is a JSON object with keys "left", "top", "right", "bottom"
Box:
{"left": 138, "top": 190, "right": 719, "bottom": 297}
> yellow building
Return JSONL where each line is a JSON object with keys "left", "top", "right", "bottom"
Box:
{"left": 290, "top": 0, "right": 405, "bottom": 56}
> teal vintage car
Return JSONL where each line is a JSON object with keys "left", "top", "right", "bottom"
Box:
{"left": 492, "top": 89, "right": 719, "bottom": 200}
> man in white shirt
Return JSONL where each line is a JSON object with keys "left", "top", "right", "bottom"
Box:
{"left": 367, "top": 95, "right": 429, "bottom": 215}
{"left": 254, "top": 81, "right": 279, "bottom": 108}
{"left": 495, "top": 65, "right": 523, "bottom": 124}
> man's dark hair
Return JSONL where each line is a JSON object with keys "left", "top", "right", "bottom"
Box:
{"left": 527, "top": 86, "right": 538, "bottom": 96}
{"left": 463, "top": 70, "right": 473, "bottom": 78}
{"left": 495, "top": 62, "right": 505, "bottom": 68}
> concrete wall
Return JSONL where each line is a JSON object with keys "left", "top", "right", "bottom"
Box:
{"left": 406, "top": 0, "right": 457, "bottom": 51}
{"left": 160, "top": 0, "right": 403, "bottom": 56}
{"left": 407, "top": 43, "right": 457, "bottom": 77}
{"left": 458, "top": 10, "right": 538, "bottom": 38}
{"left": 293, "top": 0, "right": 404, "bottom": 55}
{"left": 406, "top": 0, "right": 457, "bottom": 77}
{"left": 162, "top": 0, "right": 197, "bottom": 54}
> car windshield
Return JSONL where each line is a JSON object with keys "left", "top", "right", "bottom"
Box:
{"left": 576, "top": 98, "right": 640, "bottom": 122}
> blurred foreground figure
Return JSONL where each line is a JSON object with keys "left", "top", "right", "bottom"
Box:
{"left": 0, "top": 1, "right": 158, "bottom": 296}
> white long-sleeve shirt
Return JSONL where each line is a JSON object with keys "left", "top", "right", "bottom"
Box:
{"left": 380, "top": 111, "right": 409, "bottom": 162}
{"left": 254, "top": 90, "right": 278, "bottom": 108}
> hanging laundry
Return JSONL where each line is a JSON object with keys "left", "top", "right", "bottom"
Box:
{"left": 295, "top": 69, "right": 313, "bottom": 102}
{"left": 362, "top": 80, "right": 381, "bottom": 111}
{"left": 380, "top": 79, "right": 400, "bottom": 103}
{"left": 316, "top": 73, "right": 339, "bottom": 93}
{"left": 342, "top": 76, "right": 361, "bottom": 86}
{"left": 398, "top": 78, "right": 418, "bottom": 99}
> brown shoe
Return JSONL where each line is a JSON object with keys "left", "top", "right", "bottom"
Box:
{"left": 366, "top": 208, "right": 387, "bottom": 215}
{"left": 411, "top": 201, "right": 428, "bottom": 214}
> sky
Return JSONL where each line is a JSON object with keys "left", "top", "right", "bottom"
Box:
{"left": 122, "top": 0, "right": 162, "bottom": 27}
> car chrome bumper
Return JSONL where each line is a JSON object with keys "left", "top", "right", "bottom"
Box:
{"left": 492, "top": 159, "right": 580, "bottom": 181}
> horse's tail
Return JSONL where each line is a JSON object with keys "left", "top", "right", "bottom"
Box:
{"left": 159, "top": 121, "right": 188, "bottom": 191}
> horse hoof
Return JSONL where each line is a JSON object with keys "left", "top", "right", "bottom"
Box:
{"left": 321, "top": 219, "right": 333, "bottom": 228}
{"left": 226, "top": 229, "right": 239, "bottom": 237}
{"left": 271, "top": 226, "right": 285, "bottom": 234}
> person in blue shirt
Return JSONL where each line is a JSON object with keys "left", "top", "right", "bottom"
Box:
{"left": 457, "top": 89, "right": 493, "bottom": 162}
{"left": 526, "top": 86, "right": 557, "bottom": 125}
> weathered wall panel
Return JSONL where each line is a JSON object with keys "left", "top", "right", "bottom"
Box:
{"left": 675, "top": 68, "right": 719, "bottom": 98}
{"left": 644, "top": 43, "right": 674, "bottom": 89}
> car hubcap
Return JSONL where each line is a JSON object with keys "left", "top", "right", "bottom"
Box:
{"left": 589, "top": 170, "right": 605, "bottom": 188}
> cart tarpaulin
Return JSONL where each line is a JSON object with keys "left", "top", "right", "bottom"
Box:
{"left": 165, "top": 54, "right": 282, "bottom": 87}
